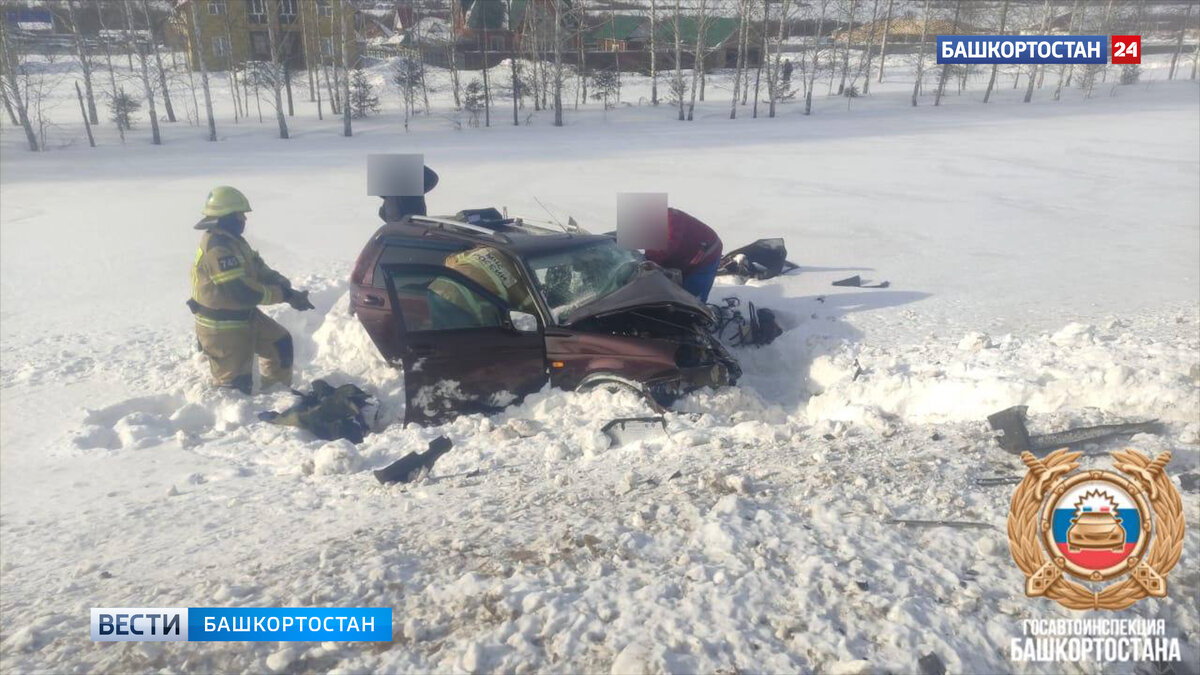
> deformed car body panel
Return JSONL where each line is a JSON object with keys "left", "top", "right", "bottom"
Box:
{"left": 558, "top": 267, "right": 716, "bottom": 327}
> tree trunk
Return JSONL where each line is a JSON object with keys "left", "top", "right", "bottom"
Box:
{"left": 267, "top": 1, "right": 289, "bottom": 139}
{"left": 65, "top": 1, "right": 99, "bottom": 124}
{"left": 188, "top": 0, "right": 217, "bottom": 140}
{"left": 911, "top": 0, "right": 931, "bottom": 107}
{"left": 686, "top": 0, "right": 706, "bottom": 121}
{"left": 1169, "top": 5, "right": 1191, "bottom": 80}
{"left": 1024, "top": 0, "right": 1051, "bottom": 103}
{"left": 1053, "top": 0, "right": 1081, "bottom": 100}
{"left": 752, "top": 0, "right": 766, "bottom": 118}
{"left": 449, "top": 5, "right": 461, "bottom": 108}
{"left": 730, "top": 2, "right": 747, "bottom": 119}
{"left": 127, "top": 0, "right": 161, "bottom": 144}
{"left": 612, "top": 12, "right": 622, "bottom": 104}
{"left": 857, "top": 0, "right": 880, "bottom": 95}
{"left": 511, "top": 0, "right": 521, "bottom": 125}
{"left": 674, "top": 0, "right": 684, "bottom": 121}
{"left": 934, "top": 0, "right": 961, "bottom": 106}
{"left": 876, "top": 0, "right": 893, "bottom": 83}
{"left": 285, "top": 62, "right": 294, "bottom": 116}
{"left": 650, "top": 0, "right": 658, "bottom": 105}
{"left": 576, "top": 2, "right": 587, "bottom": 107}
{"left": 299, "top": 3, "right": 316, "bottom": 101}
{"left": 140, "top": 0, "right": 175, "bottom": 123}
{"left": 982, "top": 0, "right": 1009, "bottom": 103}
{"left": 340, "top": 0, "right": 352, "bottom": 136}
{"left": 95, "top": 7, "right": 126, "bottom": 140}
{"left": 75, "top": 81, "right": 95, "bottom": 146}
{"left": 482, "top": 20, "right": 491, "bottom": 126}
{"left": 837, "top": 0, "right": 855, "bottom": 95}
{"left": 805, "top": 0, "right": 828, "bottom": 115}
{"left": 0, "top": 83, "right": 18, "bottom": 126}
{"left": 767, "top": 0, "right": 791, "bottom": 117}
{"left": 415, "top": 0, "right": 430, "bottom": 112}
{"left": 553, "top": 4, "right": 563, "bottom": 126}
{"left": 0, "top": 20, "right": 39, "bottom": 150}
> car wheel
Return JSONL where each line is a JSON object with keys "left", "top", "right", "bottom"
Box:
{"left": 575, "top": 374, "right": 666, "bottom": 414}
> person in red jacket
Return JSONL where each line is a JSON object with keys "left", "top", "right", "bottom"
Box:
{"left": 644, "top": 208, "right": 723, "bottom": 301}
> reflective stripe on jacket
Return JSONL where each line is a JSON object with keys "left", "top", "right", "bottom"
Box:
{"left": 190, "top": 228, "right": 289, "bottom": 323}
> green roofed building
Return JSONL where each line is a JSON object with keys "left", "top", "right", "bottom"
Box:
{"left": 587, "top": 15, "right": 650, "bottom": 51}
{"left": 655, "top": 16, "right": 739, "bottom": 51}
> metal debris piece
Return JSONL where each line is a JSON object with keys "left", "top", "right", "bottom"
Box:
{"left": 987, "top": 405, "right": 1159, "bottom": 455}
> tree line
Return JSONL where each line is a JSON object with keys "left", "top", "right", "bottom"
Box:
{"left": 1, "top": 0, "right": 1196, "bottom": 151}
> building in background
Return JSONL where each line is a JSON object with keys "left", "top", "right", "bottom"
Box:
{"left": 176, "top": 0, "right": 358, "bottom": 70}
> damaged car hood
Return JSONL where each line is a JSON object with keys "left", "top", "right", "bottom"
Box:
{"left": 560, "top": 268, "right": 715, "bottom": 326}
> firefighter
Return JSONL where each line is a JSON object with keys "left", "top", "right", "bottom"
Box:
{"left": 188, "top": 186, "right": 315, "bottom": 394}
{"left": 428, "top": 246, "right": 538, "bottom": 326}
{"left": 645, "top": 208, "right": 723, "bottom": 302}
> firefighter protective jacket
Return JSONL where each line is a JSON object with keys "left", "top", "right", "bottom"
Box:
{"left": 190, "top": 228, "right": 290, "bottom": 328}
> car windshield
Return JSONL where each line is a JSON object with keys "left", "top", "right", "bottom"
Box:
{"left": 524, "top": 240, "right": 643, "bottom": 323}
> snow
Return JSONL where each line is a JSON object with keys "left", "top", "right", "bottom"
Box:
{"left": 1, "top": 52, "right": 1198, "bottom": 673}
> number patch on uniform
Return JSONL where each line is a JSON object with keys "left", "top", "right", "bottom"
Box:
{"left": 217, "top": 255, "right": 242, "bottom": 271}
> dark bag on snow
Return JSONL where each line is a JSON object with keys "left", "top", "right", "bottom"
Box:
{"left": 259, "top": 380, "right": 374, "bottom": 443}
{"left": 718, "top": 238, "right": 798, "bottom": 280}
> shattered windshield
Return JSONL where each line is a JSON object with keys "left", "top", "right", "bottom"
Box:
{"left": 525, "top": 241, "right": 643, "bottom": 324}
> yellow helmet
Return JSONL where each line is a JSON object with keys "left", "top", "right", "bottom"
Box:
{"left": 201, "top": 186, "right": 252, "bottom": 217}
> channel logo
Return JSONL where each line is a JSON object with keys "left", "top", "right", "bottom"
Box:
{"left": 91, "top": 607, "right": 391, "bottom": 642}
{"left": 937, "top": 35, "right": 1124, "bottom": 65}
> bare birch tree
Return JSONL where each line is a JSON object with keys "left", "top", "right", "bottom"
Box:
{"left": 982, "top": 0, "right": 1010, "bottom": 103}
{"left": 0, "top": 19, "right": 39, "bottom": 150}
{"left": 730, "top": 0, "right": 751, "bottom": 119}
{"left": 94, "top": 3, "right": 126, "bottom": 141}
{"left": 650, "top": 0, "right": 659, "bottom": 104}
{"left": 673, "top": 0, "right": 685, "bottom": 121}
{"left": 187, "top": 0, "right": 217, "bottom": 140}
{"left": 448, "top": 3, "right": 463, "bottom": 108}
{"left": 686, "top": 0, "right": 710, "bottom": 121}
{"left": 910, "top": 0, "right": 931, "bottom": 107}
{"left": 125, "top": 0, "right": 161, "bottom": 143}
{"left": 553, "top": 0, "right": 564, "bottom": 126}
{"left": 1053, "top": 0, "right": 1081, "bottom": 100}
{"left": 219, "top": 9, "right": 244, "bottom": 121}
{"left": 805, "top": 0, "right": 829, "bottom": 115}
{"left": 767, "top": 0, "right": 794, "bottom": 117}
{"left": 934, "top": 0, "right": 961, "bottom": 106}
{"left": 481, "top": 1, "right": 492, "bottom": 127}
{"left": 60, "top": 1, "right": 99, "bottom": 125}
{"left": 265, "top": 0, "right": 289, "bottom": 138}
{"left": 339, "top": 0, "right": 352, "bottom": 136}
{"left": 1169, "top": 4, "right": 1192, "bottom": 80}
{"left": 575, "top": 0, "right": 586, "bottom": 107}
{"left": 876, "top": 0, "right": 893, "bottom": 83}
{"left": 141, "top": 0, "right": 175, "bottom": 122}
{"left": 1023, "top": 0, "right": 1052, "bottom": 103}
{"left": 837, "top": 0, "right": 857, "bottom": 95}
{"left": 853, "top": 0, "right": 880, "bottom": 95}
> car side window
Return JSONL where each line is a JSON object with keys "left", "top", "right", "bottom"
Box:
{"left": 389, "top": 271, "right": 504, "bottom": 331}
{"left": 373, "top": 241, "right": 467, "bottom": 289}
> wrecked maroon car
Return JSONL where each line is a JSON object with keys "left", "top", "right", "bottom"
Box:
{"left": 350, "top": 210, "right": 741, "bottom": 424}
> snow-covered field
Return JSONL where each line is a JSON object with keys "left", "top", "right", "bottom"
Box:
{"left": 1, "top": 54, "right": 1198, "bottom": 674}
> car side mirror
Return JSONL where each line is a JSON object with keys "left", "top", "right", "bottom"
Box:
{"left": 508, "top": 310, "right": 539, "bottom": 333}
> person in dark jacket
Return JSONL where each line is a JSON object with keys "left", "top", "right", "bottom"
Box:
{"left": 379, "top": 166, "right": 440, "bottom": 222}
{"left": 644, "top": 208, "right": 723, "bottom": 302}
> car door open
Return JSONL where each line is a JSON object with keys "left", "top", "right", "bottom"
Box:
{"left": 381, "top": 264, "right": 548, "bottom": 424}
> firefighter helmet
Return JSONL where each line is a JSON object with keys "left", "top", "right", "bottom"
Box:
{"left": 201, "top": 186, "right": 253, "bottom": 218}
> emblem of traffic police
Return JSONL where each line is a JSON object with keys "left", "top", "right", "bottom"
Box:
{"left": 1007, "top": 448, "right": 1184, "bottom": 610}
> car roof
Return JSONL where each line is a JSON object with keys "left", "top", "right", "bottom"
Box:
{"left": 374, "top": 217, "right": 615, "bottom": 257}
